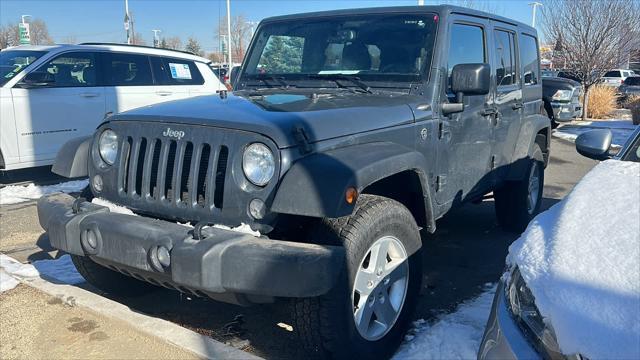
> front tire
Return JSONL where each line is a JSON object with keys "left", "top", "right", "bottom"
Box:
{"left": 495, "top": 141, "right": 545, "bottom": 233}
{"left": 71, "top": 255, "right": 158, "bottom": 297}
{"left": 291, "top": 195, "right": 422, "bottom": 359}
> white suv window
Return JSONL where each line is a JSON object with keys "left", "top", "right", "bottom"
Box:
{"left": 36, "top": 52, "right": 97, "bottom": 87}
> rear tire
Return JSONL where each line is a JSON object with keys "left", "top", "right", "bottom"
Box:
{"left": 291, "top": 195, "right": 422, "bottom": 359}
{"left": 495, "top": 141, "right": 545, "bottom": 233}
{"left": 71, "top": 255, "right": 158, "bottom": 297}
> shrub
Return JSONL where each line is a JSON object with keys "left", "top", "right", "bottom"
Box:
{"left": 586, "top": 85, "right": 616, "bottom": 119}
{"left": 625, "top": 95, "right": 640, "bottom": 125}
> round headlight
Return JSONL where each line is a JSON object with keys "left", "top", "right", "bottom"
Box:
{"left": 98, "top": 129, "right": 118, "bottom": 165}
{"left": 242, "top": 143, "right": 275, "bottom": 186}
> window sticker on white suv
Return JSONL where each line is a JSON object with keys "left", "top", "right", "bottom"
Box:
{"left": 169, "top": 63, "right": 192, "bottom": 79}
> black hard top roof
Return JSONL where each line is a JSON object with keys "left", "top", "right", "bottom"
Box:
{"left": 261, "top": 5, "right": 536, "bottom": 34}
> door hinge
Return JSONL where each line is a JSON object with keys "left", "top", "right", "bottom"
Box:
{"left": 438, "top": 122, "right": 450, "bottom": 140}
{"left": 435, "top": 175, "right": 447, "bottom": 192}
{"left": 491, "top": 155, "right": 496, "bottom": 169}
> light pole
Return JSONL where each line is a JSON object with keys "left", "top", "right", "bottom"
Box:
{"left": 226, "top": 0, "right": 233, "bottom": 81}
{"left": 124, "top": 0, "right": 131, "bottom": 44}
{"left": 152, "top": 29, "right": 161, "bottom": 47}
{"left": 529, "top": 2, "right": 543, "bottom": 28}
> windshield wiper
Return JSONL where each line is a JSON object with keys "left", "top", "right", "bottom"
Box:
{"left": 307, "top": 74, "right": 372, "bottom": 94}
{"left": 253, "top": 75, "right": 290, "bottom": 89}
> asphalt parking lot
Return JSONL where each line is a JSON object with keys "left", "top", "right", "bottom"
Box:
{"left": 0, "top": 137, "right": 598, "bottom": 359}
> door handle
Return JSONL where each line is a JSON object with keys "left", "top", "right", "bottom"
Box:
{"left": 80, "top": 92, "right": 100, "bottom": 98}
{"left": 156, "top": 91, "right": 173, "bottom": 96}
{"left": 512, "top": 102, "right": 523, "bottom": 110}
{"left": 481, "top": 107, "right": 498, "bottom": 117}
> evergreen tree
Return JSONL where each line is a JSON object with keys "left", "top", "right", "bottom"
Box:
{"left": 185, "top": 37, "right": 203, "bottom": 56}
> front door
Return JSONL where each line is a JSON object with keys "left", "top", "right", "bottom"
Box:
{"left": 12, "top": 51, "right": 105, "bottom": 164}
{"left": 436, "top": 18, "right": 494, "bottom": 205}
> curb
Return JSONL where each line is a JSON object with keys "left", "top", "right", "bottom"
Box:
{"left": 16, "top": 269, "right": 261, "bottom": 360}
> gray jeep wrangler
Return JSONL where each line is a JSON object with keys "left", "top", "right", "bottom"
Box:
{"left": 38, "top": 6, "right": 549, "bottom": 359}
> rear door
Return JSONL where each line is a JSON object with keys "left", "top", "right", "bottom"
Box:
{"left": 150, "top": 56, "right": 210, "bottom": 100}
{"left": 436, "top": 17, "right": 494, "bottom": 205}
{"left": 490, "top": 22, "right": 523, "bottom": 178}
{"left": 103, "top": 52, "right": 164, "bottom": 114}
{"left": 11, "top": 51, "right": 106, "bottom": 163}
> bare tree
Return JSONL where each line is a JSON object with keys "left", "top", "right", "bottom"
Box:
{"left": 164, "top": 36, "right": 182, "bottom": 50}
{"left": 0, "top": 18, "right": 53, "bottom": 47}
{"left": 132, "top": 32, "right": 146, "bottom": 46}
{"left": 217, "top": 15, "right": 253, "bottom": 62}
{"left": 62, "top": 35, "right": 77, "bottom": 44}
{"left": 542, "top": 0, "right": 640, "bottom": 120}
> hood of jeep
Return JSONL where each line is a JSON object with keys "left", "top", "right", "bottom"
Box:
{"left": 110, "top": 91, "right": 416, "bottom": 148}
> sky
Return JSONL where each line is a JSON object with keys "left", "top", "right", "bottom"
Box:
{"left": 0, "top": 0, "right": 540, "bottom": 53}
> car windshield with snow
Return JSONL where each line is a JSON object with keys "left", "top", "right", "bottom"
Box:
{"left": 36, "top": 6, "right": 552, "bottom": 358}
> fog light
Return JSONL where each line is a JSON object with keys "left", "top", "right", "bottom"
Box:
{"left": 149, "top": 245, "right": 171, "bottom": 271}
{"left": 249, "top": 198, "right": 266, "bottom": 219}
{"left": 85, "top": 230, "right": 97, "bottom": 249}
{"left": 157, "top": 246, "right": 171, "bottom": 268}
{"left": 92, "top": 175, "right": 103, "bottom": 193}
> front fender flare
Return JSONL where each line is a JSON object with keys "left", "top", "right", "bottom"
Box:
{"left": 51, "top": 136, "right": 92, "bottom": 178}
{"left": 271, "top": 142, "right": 436, "bottom": 232}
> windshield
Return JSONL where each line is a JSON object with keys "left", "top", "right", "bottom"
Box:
{"left": 243, "top": 13, "right": 438, "bottom": 87}
{"left": 0, "top": 50, "right": 47, "bottom": 86}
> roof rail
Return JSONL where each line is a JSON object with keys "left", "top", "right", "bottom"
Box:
{"left": 78, "top": 42, "right": 202, "bottom": 58}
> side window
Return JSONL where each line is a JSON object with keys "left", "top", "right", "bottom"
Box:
{"left": 494, "top": 30, "right": 517, "bottom": 87}
{"left": 104, "top": 53, "right": 153, "bottom": 86}
{"left": 258, "top": 35, "right": 305, "bottom": 73}
{"left": 520, "top": 34, "right": 540, "bottom": 85}
{"left": 36, "top": 52, "right": 97, "bottom": 87}
{"left": 448, "top": 23, "right": 485, "bottom": 86}
{"left": 150, "top": 57, "right": 204, "bottom": 85}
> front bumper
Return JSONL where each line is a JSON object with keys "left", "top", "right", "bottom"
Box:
{"left": 551, "top": 101, "right": 582, "bottom": 122}
{"left": 478, "top": 282, "right": 540, "bottom": 360}
{"left": 38, "top": 193, "right": 344, "bottom": 304}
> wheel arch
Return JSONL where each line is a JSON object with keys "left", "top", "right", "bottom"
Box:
{"left": 271, "top": 142, "right": 437, "bottom": 233}
{"left": 506, "top": 114, "right": 551, "bottom": 181}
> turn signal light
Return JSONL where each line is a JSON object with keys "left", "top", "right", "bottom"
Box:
{"left": 345, "top": 187, "right": 358, "bottom": 205}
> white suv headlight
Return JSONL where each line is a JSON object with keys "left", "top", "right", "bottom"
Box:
{"left": 242, "top": 143, "right": 275, "bottom": 186}
{"left": 98, "top": 129, "right": 118, "bottom": 165}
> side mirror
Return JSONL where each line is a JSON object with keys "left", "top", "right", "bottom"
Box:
{"left": 575, "top": 129, "right": 612, "bottom": 160}
{"left": 17, "top": 71, "right": 55, "bottom": 88}
{"left": 443, "top": 63, "right": 491, "bottom": 115}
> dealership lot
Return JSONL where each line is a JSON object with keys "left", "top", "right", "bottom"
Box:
{"left": 0, "top": 137, "right": 597, "bottom": 359}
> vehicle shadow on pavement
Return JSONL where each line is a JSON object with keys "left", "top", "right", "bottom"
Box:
{"left": 78, "top": 197, "right": 559, "bottom": 360}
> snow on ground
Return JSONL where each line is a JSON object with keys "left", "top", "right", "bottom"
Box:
{"left": 0, "top": 254, "right": 84, "bottom": 293}
{"left": 394, "top": 284, "right": 496, "bottom": 360}
{"left": 553, "top": 119, "right": 637, "bottom": 147}
{"left": 508, "top": 160, "right": 640, "bottom": 359}
{"left": 0, "top": 179, "right": 88, "bottom": 205}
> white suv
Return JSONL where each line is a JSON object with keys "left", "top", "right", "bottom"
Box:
{"left": 600, "top": 69, "right": 635, "bottom": 87}
{"left": 0, "top": 43, "right": 225, "bottom": 171}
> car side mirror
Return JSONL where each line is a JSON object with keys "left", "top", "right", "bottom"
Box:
{"left": 17, "top": 71, "right": 55, "bottom": 88}
{"left": 442, "top": 63, "right": 491, "bottom": 115}
{"left": 575, "top": 129, "right": 613, "bottom": 160}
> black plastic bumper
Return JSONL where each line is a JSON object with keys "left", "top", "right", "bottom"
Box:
{"left": 37, "top": 193, "right": 344, "bottom": 302}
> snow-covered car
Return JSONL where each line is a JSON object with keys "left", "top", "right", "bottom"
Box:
{"left": 0, "top": 44, "right": 225, "bottom": 171}
{"left": 478, "top": 131, "right": 640, "bottom": 359}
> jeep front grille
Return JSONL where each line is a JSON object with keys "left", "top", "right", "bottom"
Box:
{"left": 119, "top": 136, "right": 228, "bottom": 209}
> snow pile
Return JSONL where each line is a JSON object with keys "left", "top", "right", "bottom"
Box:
{"left": 393, "top": 284, "right": 496, "bottom": 360}
{"left": 0, "top": 179, "right": 88, "bottom": 205}
{"left": 0, "top": 254, "right": 84, "bottom": 293}
{"left": 508, "top": 160, "right": 640, "bottom": 359}
{"left": 553, "top": 120, "right": 637, "bottom": 147}
{"left": 92, "top": 197, "right": 137, "bottom": 215}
